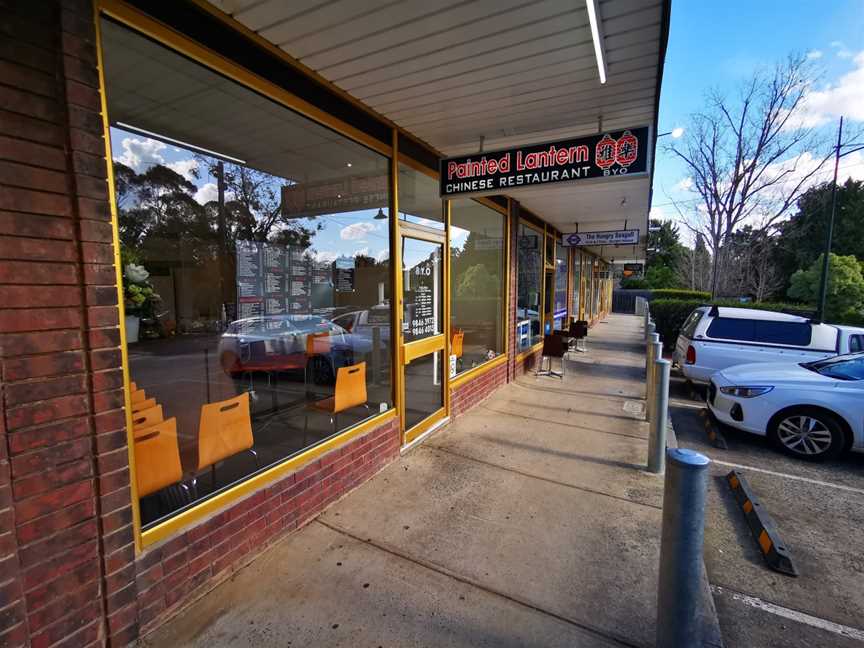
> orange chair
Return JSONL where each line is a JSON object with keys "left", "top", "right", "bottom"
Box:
{"left": 304, "top": 361, "right": 369, "bottom": 438}
{"left": 132, "top": 404, "right": 164, "bottom": 434}
{"left": 132, "top": 397, "right": 157, "bottom": 414}
{"left": 196, "top": 392, "right": 257, "bottom": 488}
{"left": 131, "top": 388, "right": 146, "bottom": 404}
{"left": 305, "top": 331, "right": 332, "bottom": 394}
{"left": 130, "top": 381, "right": 138, "bottom": 392}
{"left": 451, "top": 330, "right": 464, "bottom": 371}
{"left": 133, "top": 418, "right": 183, "bottom": 498}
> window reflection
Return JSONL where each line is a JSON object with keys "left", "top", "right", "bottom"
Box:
{"left": 103, "top": 19, "right": 392, "bottom": 528}
{"left": 516, "top": 222, "right": 542, "bottom": 349}
{"left": 553, "top": 243, "right": 568, "bottom": 330}
{"left": 450, "top": 200, "right": 505, "bottom": 373}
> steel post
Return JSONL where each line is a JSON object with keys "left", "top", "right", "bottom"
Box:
{"left": 656, "top": 448, "right": 711, "bottom": 648}
{"left": 648, "top": 359, "right": 671, "bottom": 473}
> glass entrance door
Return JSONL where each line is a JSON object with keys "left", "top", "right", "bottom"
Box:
{"left": 400, "top": 232, "right": 446, "bottom": 444}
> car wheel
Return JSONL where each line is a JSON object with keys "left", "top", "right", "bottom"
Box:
{"left": 769, "top": 407, "right": 846, "bottom": 461}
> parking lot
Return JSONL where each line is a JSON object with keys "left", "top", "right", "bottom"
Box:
{"left": 669, "top": 374, "right": 864, "bottom": 647}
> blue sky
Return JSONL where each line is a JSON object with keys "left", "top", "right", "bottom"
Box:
{"left": 652, "top": 0, "right": 864, "bottom": 226}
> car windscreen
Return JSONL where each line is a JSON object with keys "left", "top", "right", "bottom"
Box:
{"left": 804, "top": 354, "right": 864, "bottom": 380}
{"left": 706, "top": 317, "right": 812, "bottom": 346}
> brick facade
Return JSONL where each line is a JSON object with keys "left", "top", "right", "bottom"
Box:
{"left": 0, "top": 3, "right": 570, "bottom": 646}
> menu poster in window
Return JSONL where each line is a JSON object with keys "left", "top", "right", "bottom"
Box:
{"left": 311, "top": 260, "right": 332, "bottom": 314}
{"left": 334, "top": 257, "right": 355, "bottom": 293}
{"left": 287, "top": 249, "right": 310, "bottom": 314}
{"left": 262, "top": 243, "right": 286, "bottom": 315}
{"left": 236, "top": 240, "right": 263, "bottom": 319}
{"left": 404, "top": 260, "right": 436, "bottom": 342}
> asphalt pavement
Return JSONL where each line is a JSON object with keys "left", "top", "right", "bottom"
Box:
{"left": 669, "top": 373, "right": 864, "bottom": 648}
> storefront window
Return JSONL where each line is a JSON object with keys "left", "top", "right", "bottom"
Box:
{"left": 450, "top": 200, "right": 505, "bottom": 374}
{"left": 103, "top": 20, "right": 392, "bottom": 528}
{"left": 399, "top": 165, "right": 444, "bottom": 230}
{"left": 516, "top": 222, "right": 542, "bottom": 350}
{"left": 572, "top": 251, "right": 582, "bottom": 321}
{"left": 553, "top": 243, "right": 568, "bottom": 330}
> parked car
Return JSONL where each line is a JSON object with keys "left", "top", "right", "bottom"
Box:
{"left": 217, "top": 314, "right": 371, "bottom": 380}
{"left": 707, "top": 352, "right": 864, "bottom": 460}
{"left": 673, "top": 305, "right": 864, "bottom": 385}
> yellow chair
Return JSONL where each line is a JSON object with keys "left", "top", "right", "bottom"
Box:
{"left": 451, "top": 330, "right": 464, "bottom": 371}
{"left": 133, "top": 418, "right": 183, "bottom": 498}
{"left": 304, "top": 361, "right": 369, "bottom": 438}
{"left": 132, "top": 397, "right": 157, "bottom": 414}
{"left": 131, "top": 388, "right": 147, "bottom": 405}
{"left": 132, "top": 404, "right": 164, "bottom": 434}
{"left": 196, "top": 392, "right": 257, "bottom": 488}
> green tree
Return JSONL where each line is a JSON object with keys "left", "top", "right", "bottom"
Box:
{"left": 787, "top": 253, "right": 864, "bottom": 323}
{"left": 774, "top": 179, "right": 864, "bottom": 289}
{"left": 456, "top": 264, "right": 499, "bottom": 298}
{"left": 645, "top": 265, "right": 678, "bottom": 289}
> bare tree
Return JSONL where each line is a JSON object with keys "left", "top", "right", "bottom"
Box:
{"left": 668, "top": 55, "right": 857, "bottom": 297}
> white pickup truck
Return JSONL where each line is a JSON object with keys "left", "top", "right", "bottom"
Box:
{"left": 673, "top": 306, "right": 864, "bottom": 385}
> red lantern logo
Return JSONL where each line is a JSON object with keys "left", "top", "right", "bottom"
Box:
{"left": 595, "top": 134, "right": 617, "bottom": 169}
{"left": 615, "top": 131, "right": 639, "bottom": 167}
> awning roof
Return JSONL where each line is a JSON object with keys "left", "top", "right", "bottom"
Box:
{"left": 192, "top": 0, "right": 667, "bottom": 260}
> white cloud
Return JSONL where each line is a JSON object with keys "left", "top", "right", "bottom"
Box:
{"left": 673, "top": 177, "right": 694, "bottom": 192}
{"left": 340, "top": 221, "right": 378, "bottom": 240}
{"left": 353, "top": 247, "right": 369, "bottom": 258}
{"left": 115, "top": 137, "right": 166, "bottom": 171}
{"left": 837, "top": 49, "right": 853, "bottom": 59}
{"left": 830, "top": 40, "right": 844, "bottom": 48}
{"left": 792, "top": 51, "right": 864, "bottom": 127}
{"left": 649, "top": 205, "right": 666, "bottom": 221}
{"left": 194, "top": 182, "right": 219, "bottom": 205}
{"left": 375, "top": 250, "right": 389, "bottom": 263}
{"left": 167, "top": 158, "right": 198, "bottom": 182}
{"left": 806, "top": 50, "right": 823, "bottom": 60}
{"left": 311, "top": 250, "right": 338, "bottom": 264}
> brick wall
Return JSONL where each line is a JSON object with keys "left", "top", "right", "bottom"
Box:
{"left": 0, "top": 1, "right": 134, "bottom": 646}
{"left": 449, "top": 362, "right": 507, "bottom": 418}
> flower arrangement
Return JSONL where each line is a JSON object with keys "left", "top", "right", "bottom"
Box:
{"left": 124, "top": 263, "right": 160, "bottom": 317}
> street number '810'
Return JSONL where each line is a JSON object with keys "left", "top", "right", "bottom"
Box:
{"left": 414, "top": 265, "right": 431, "bottom": 277}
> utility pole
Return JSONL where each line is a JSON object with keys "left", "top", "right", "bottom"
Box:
{"left": 815, "top": 118, "right": 843, "bottom": 323}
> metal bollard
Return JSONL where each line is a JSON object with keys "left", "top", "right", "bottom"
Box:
{"left": 656, "top": 448, "right": 711, "bottom": 648}
{"left": 643, "top": 306, "right": 650, "bottom": 333}
{"left": 647, "top": 320, "right": 655, "bottom": 342}
{"left": 648, "top": 359, "right": 671, "bottom": 473}
{"left": 645, "top": 333, "right": 663, "bottom": 421}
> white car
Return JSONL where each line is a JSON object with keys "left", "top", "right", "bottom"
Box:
{"left": 674, "top": 305, "right": 864, "bottom": 385}
{"left": 707, "top": 353, "right": 864, "bottom": 460}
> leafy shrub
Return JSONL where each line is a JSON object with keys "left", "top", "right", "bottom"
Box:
{"left": 650, "top": 299, "right": 813, "bottom": 350}
{"left": 620, "top": 277, "right": 650, "bottom": 289}
{"left": 650, "top": 289, "right": 711, "bottom": 301}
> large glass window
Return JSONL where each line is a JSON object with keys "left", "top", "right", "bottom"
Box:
{"left": 103, "top": 20, "right": 393, "bottom": 529}
{"left": 398, "top": 165, "right": 444, "bottom": 230}
{"left": 553, "top": 243, "right": 568, "bottom": 330}
{"left": 450, "top": 200, "right": 505, "bottom": 375}
{"left": 516, "top": 222, "right": 543, "bottom": 350}
{"left": 572, "top": 250, "right": 582, "bottom": 321}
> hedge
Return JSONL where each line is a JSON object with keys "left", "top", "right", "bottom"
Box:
{"left": 650, "top": 289, "right": 711, "bottom": 301}
{"left": 650, "top": 299, "right": 814, "bottom": 350}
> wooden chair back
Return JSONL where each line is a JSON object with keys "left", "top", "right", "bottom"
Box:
{"left": 131, "top": 388, "right": 147, "bottom": 404}
{"left": 132, "top": 404, "right": 164, "bottom": 433}
{"left": 132, "top": 397, "right": 157, "bottom": 414}
{"left": 196, "top": 392, "right": 254, "bottom": 471}
{"left": 333, "top": 362, "right": 367, "bottom": 414}
{"left": 451, "top": 331, "right": 464, "bottom": 358}
{"left": 133, "top": 418, "right": 183, "bottom": 498}
{"left": 306, "top": 331, "right": 331, "bottom": 356}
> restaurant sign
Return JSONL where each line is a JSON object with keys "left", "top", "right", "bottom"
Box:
{"left": 563, "top": 229, "right": 640, "bottom": 247}
{"left": 440, "top": 126, "right": 650, "bottom": 197}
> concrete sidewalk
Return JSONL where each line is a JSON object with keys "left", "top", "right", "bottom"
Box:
{"left": 143, "top": 314, "right": 722, "bottom": 647}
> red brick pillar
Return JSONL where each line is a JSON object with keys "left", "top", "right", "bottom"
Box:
{"left": 0, "top": 1, "right": 136, "bottom": 646}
